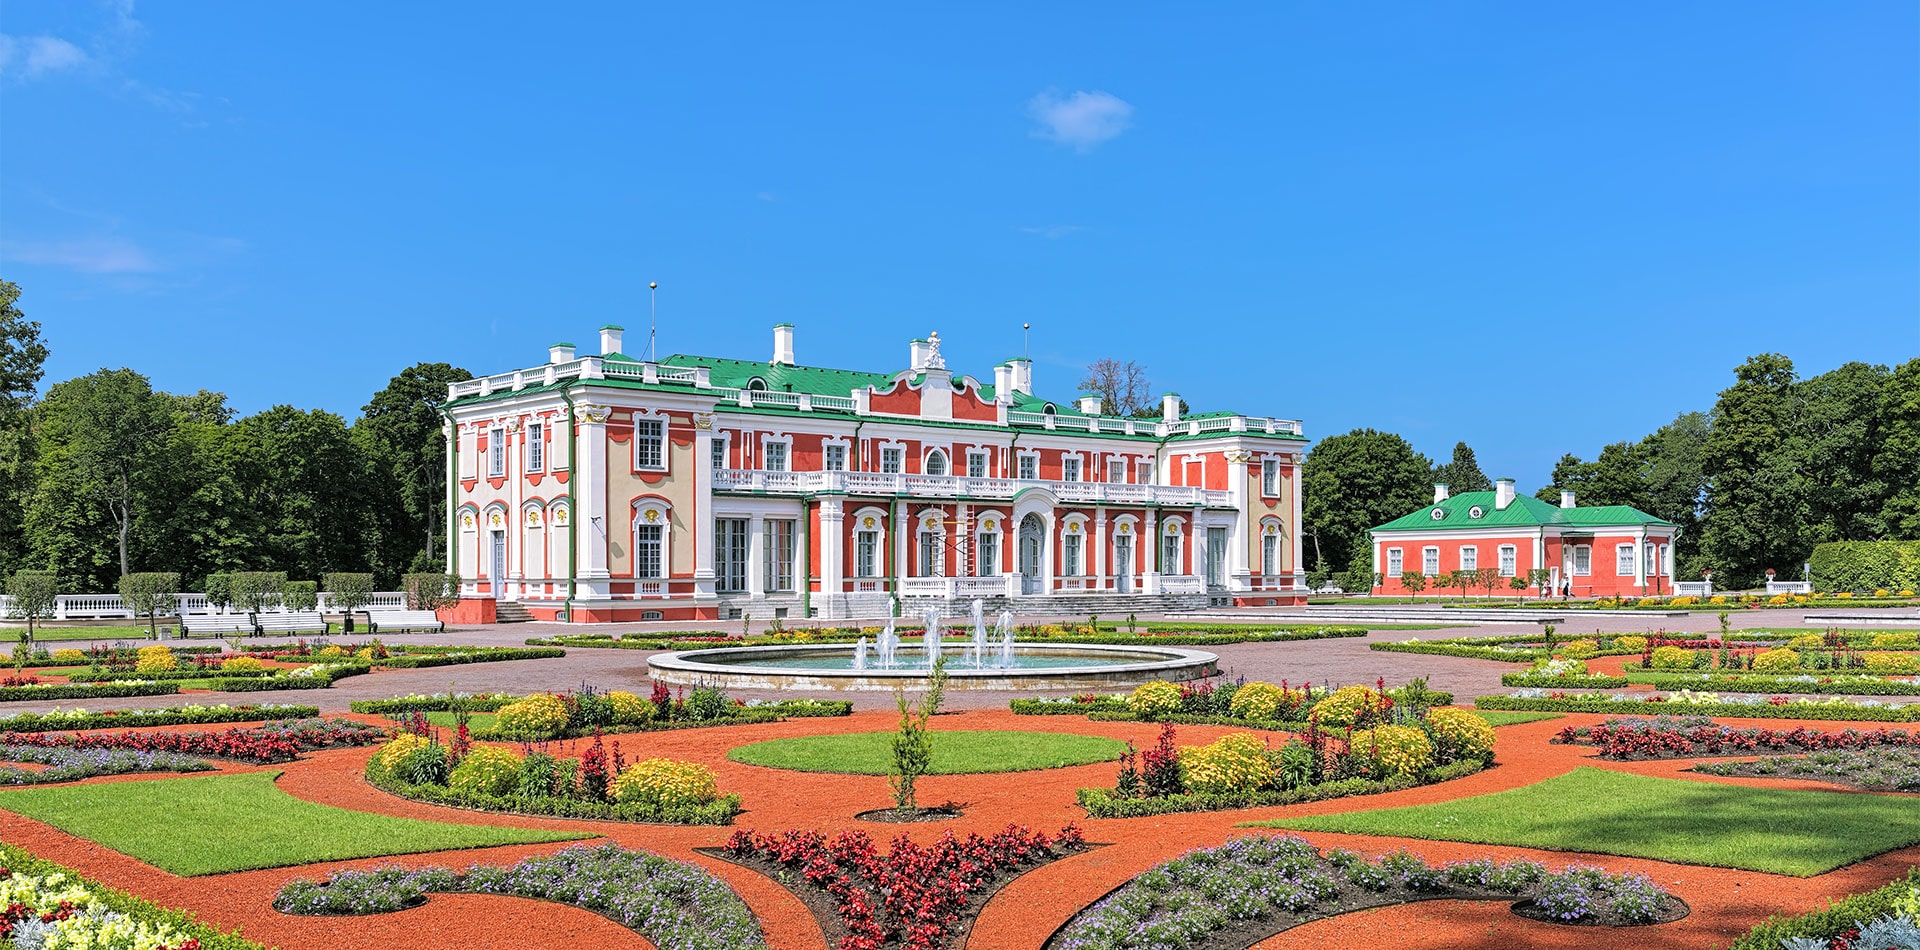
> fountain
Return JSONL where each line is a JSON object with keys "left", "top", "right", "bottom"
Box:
{"left": 876, "top": 617, "right": 898, "bottom": 668}
{"left": 853, "top": 637, "right": 868, "bottom": 670}
{"left": 922, "top": 605, "right": 943, "bottom": 667}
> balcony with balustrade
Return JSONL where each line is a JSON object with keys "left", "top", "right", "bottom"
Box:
{"left": 711, "top": 468, "right": 1234, "bottom": 507}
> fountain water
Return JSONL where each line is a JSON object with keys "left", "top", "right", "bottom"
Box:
{"left": 922, "top": 605, "right": 943, "bottom": 667}
{"left": 853, "top": 637, "right": 869, "bottom": 670}
{"left": 969, "top": 599, "right": 989, "bottom": 667}
{"left": 877, "top": 618, "right": 898, "bottom": 668}
{"left": 997, "top": 629, "right": 1015, "bottom": 669}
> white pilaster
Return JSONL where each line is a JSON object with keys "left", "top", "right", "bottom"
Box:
{"left": 1094, "top": 509, "right": 1107, "bottom": 591}
{"left": 818, "top": 499, "right": 845, "bottom": 619}
{"left": 693, "top": 416, "right": 718, "bottom": 605}
{"left": 1634, "top": 527, "right": 1648, "bottom": 589}
{"left": 575, "top": 406, "right": 611, "bottom": 598}
{"left": 746, "top": 515, "right": 767, "bottom": 599}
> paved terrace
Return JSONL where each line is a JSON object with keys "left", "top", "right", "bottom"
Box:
{"left": 2, "top": 605, "right": 1906, "bottom": 715}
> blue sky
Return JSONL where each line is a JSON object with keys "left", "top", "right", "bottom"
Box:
{"left": 4, "top": 3, "right": 1915, "bottom": 488}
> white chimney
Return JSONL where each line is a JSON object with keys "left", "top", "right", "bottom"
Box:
{"left": 909, "top": 338, "right": 931, "bottom": 370}
{"left": 1078, "top": 394, "right": 1104, "bottom": 415}
{"left": 772, "top": 323, "right": 795, "bottom": 366}
{"left": 1009, "top": 358, "right": 1033, "bottom": 396}
{"left": 1495, "top": 478, "right": 1516, "bottom": 510}
{"left": 1560, "top": 489, "right": 1576, "bottom": 509}
{"left": 599, "top": 324, "right": 624, "bottom": 356}
{"left": 993, "top": 363, "right": 1014, "bottom": 403}
{"left": 548, "top": 342, "right": 576, "bottom": 364}
{"left": 1161, "top": 392, "right": 1181, "bottom": 424}
{"left": 1434, "top": 483, "right": 1450, "bottom": 503}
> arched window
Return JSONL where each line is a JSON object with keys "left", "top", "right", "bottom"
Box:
{"left": 1259, "top": 518, "right": 1283, "bottom": 576}
{"left": 747, "top": 378, "right": 769, "bottom": 391}
{"left": 916, "top": 511, "right": 946, "bottom": 577}
{"left": 924, "top": 449, "right": 949, "bottom": 476}
{"left": 1159, "top": 518, "right": 1185, "bottom": 575}
{"left": 633, "top": 499, "right": 673, "bottom": 580}
{"left": 976, "top": 515, "right": 1001, "bottom": 576}
{"left": 851, "top": 508, "right": 888, "bottom": 579}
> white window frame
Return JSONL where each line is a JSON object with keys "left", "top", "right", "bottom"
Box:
{"left": 1107, "top": 456, "right": 1127, "bottom": 483}
{"left": 823, "top": 443, "right": 847, "bottom": 472}
{"left": 1063, "top": 532, "right": 1084, "bottom": 577}
{"left": 1616, "top": 543, "right": 1636, "bottom": 577}
{"left": 976, "top": 524, "right": 999, "bottom": 576}
{"left": 967, "top": 450, "right": 989, "bottom": 478}
{"left": 1498, "top": 544, "right": 1517, "bottom": 577}
{"left": 1261, "top": 458, "right": 1280, "bottom": 497}
{"left": 761, "top": 437, "right": 790, "bottom": 473}
{"left": 855, "top": 530, "right": 880, "bottom": 578}
{"left": 1159, "top": 524, "right": 1184, "bottom": 575}
{"left": 765, "top": 519, "right": 795, "bottom": 592}
{"left": 880, "top": 446, "right": 904, "bottom": 474}
{"left": 1387, "top": 548, "right": 1404, "bottom": 577}
{"left": 1422, "top": 546, "right": 1440, "bottom": 575}
{"left": 923, "top": 448, "right": 949, "bottom": 476}
{"left": 1017, "top": 451, "right": 1039, "bottom": 480}
{"left": 1061, "top": 455, "right": 1082, "bottom": 483}
{"left": 527, "top": 422, "right": 544, "bottom": 473}
{"left": 1644, "top": 542, "right": 1659, "bottom": 578}
{"left": 487, "top": 427, "right": 505, "bottom": 478}
{"left": 1460, "top": 546, "right": 1478, "bottom": 572}
{"left": 713, "top": 517, "right": 748, "bottom": 593}
{"left": 1140, "top": 457, "right": 1156, "bottom": 485}
{"left": 1661, "top": 544, "right": 1673, "bottom": 576}
{"left": 916, "top": 526, "right": 945, "bottom": 577}
{"left": 710, "top": 432, "right": 729, "bottom": 471}
{"left": 1261, "top": 533, "right": 1278, "bottom": 575}
{"left": 633, "top": 417, "right": 666, "bottom": 471}
{"left": 1573, "top": 545, "right": 1592, "bottom": 576}
{"left": 635, "top": 523, "right": 665, "bottom": 579}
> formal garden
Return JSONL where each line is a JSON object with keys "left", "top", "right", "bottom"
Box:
{"left": 0, "top": 618, "right": 1918, "bottom": 950}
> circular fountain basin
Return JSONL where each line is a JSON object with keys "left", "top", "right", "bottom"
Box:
{"left": 646, "top": 642, "right": 1219, "bottom": 691}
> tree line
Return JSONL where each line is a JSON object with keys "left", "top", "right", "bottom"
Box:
{"left": 0, "top": 280, "right": 471, "bottom": 593}
{"left": 1301, "top": 353, "right": 1920, "bottom": 590}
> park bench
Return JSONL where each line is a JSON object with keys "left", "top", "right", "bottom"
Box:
{"left": 180, "top": 615, "right": 256, "bottom": 639}
{"left": 254, "top": 612, "right": 329, "bottom": 636}
{"left": 363, "top": 609, "right": 444, "bottom": 634}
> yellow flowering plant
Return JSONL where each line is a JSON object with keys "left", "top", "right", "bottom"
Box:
{"left": 1126, "top": 681, "right": 1184, "bottom": 720}
{"left": 1177, "top": 733, "right": 1274, "bottom": 794}
{"left": 1349, "top": 724, "right": 1433, "bottom": 781}
{"left": 50, "top": 648, "right": 87, "bottom": 664}
{"left": 133, "top": 645, "right": 176, "bottom": 673}
{"left": 610, "top": 758, "right": 720, "bottom": 808}
{"left": 376, "top": 733, "right": 429, "bottom": 771}
{"left": 607, "top": 690, "right": 656, "bottom": 726}
{"left": 495, "top": 693, "right": 571, "bottom": 738}
{"left": 1648, "top": 645, "right": 1694, "bottom": 670}
{"left": 1227, "top": 682, "right": 1292, "bottom": 721}
{"left": 220, "top": 655, "right": 267, "bottom": 672}
{"left": 1310, "top": 684, "right": 1389, "bottom": 727}
{"left": 448, "top": 745, "right": 523, "bottom": 796}
{"left": 1864, "top": 652, "right": 1920, "bottom": 675}
{"left": 1752, "top": 648, "right": 1799, "bottom": 672}
{"left": 1422, "top": 708, "right": 1496, "bottom": 765}
{"left": 1558, "top": 639, "right": 1598, "bottom": 658}
{"left": 1612, "top": 635, "right": 1647, "bottom": 652}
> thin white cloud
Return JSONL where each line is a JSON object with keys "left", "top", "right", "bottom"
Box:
{"left": 1, "top": 236, "right": 158, "bottom": 274}
{"left": 1027, "top": 90, "right": 1133, "bottom": 152}
{"left": 1019, "top": 225, "right": 1084, "bottom": 239}
{"left": 0, "top": 35, "right": 89, "bottom": 78}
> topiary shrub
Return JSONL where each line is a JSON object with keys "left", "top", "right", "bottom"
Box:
{"left": 496, "top": 694, "right": 571, "bottom": 739}
{"left": 610, "top": 759, "right": 719, "bottom": 808}
{"left": 1423, "top": 707, "right": 1497, "bottom": 765}
{"left": 1311, "top": 684, "right": 1391, "bottom": 727}
{"left": 607, "top": 690, "right": 655, "bottom": 726}
{"left": 1177, "top": 733, "right": 1274, "bottom": 794}
{"left": 1349, "top": 724, "right": 1434, "bottom": 780}
{"left": 134, "top": 645, "right": 177, "bottom": 673}
{"left": 220, "top": 655, "right": 267, "bottom": 672}
{"left": 1226, "top": 682, "right": 1289, "bottom": 721}
{"left": 1648, "top": 645, "right": 1694, "bottom": 670}
{"left": 1753, "top": 648, "right": 1800, "bottom": 672}
{"left": 448, "top": 745, "right": 523, "bottom": 796}
{"left": 1127, "top": 681, "right": 1184, "bottom": 720}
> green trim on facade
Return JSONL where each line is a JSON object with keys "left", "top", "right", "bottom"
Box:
{"left": 1371, "top": 490, "right": 1674, "bottom": 533}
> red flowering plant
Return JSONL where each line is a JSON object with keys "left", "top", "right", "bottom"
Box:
{"left": 0, "top": 719, "right": 381, "bottom": 764}
{"left": 1556, "top": 717, "right": 1919, "bottom": 760}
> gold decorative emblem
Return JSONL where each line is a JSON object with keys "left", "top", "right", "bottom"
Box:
{"left": 1166, "top": 522, "right": 1179, "bottom": 535}
{"left": 579, "top": 403, "right": 611, "bottom": 424}
{"left": 527, "top": 510, "right": 541, "bottom": 526}
{"left": 692, "top": 413, "right": 713, "bottom": 430}
{"left": 1066, "top": 522, "right": 1080, "bottom": 534}
{"left": 643, "top": 509, "right": 661, "bottom": 524}
{"left": 489, "top": 511, "right": 504, "bottom": 528}
{"left": 862, "top": 516, "right": 876, "bottom": 529}
{"left": 981, "top": 519, "right": 995, "bottom": 531}
{"left": 1118, "top": 523, "right": 1131, "bottom": 535}
{"left": 461, "top": 513, "right": 475, "bottom": 529}
{"left": 553, "top": 509, "right": 569, "bottom": 525}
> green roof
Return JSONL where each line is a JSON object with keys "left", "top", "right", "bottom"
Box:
{"left": 659, "top": 354, "right": 899, "bottom": 397}
{"left": 1371, "top": 491, "right": 1673, "bottom": 533}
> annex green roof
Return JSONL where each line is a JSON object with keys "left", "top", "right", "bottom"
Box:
{"left": 1371, "top": 491, "right": 1673, "bottom": 533}
{"left": 659, "top": 354, "right": 899, "bottom": 397}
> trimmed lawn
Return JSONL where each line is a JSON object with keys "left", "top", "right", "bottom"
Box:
{"left": 1470, "top": 710, "right": 1563, "bottom": 727}
{"left": 0, "top": 626, "right": 152, "bottom": 643}
{"left": 0, "top": 771, "right": 589, "bottom": 876}
{"left": 1251, "top": 766, "right": 1920, "bottom": 877}
{"left": 387, "top": 711, "right": 501, "bottom": 731}
{"left": 728, "top": 730, "right": 1127, "bottom": 775}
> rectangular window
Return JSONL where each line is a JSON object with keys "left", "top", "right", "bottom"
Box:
{"left": 635, "top": 524, "right": 663, "bottom": 579}
{"left": 881, "top": 447, "right": 903, "bottom": 474}
{"left": 917, "top": 532, "right": 944, "bottom": 577}
{"left": 763, "top": 441, "right": 788, "bottom": 472}
{"left": 855, "top": 530, "right": 879, "bottom": 578}
{"left": 977, "top": 533, "right": 997, "bottom": 575}
{"left": 713, "top": 518, "right": 748, "bottom": 593}
{"left": 1062, "top": 456, "right": 1082, "bottom": 482}
{"left": 1018, "top": 454, "right": 1038, "bottom": 480}
{"left": 1498, "top": 545, "right": 1517, "bottom": 577}
{"left": 1662, "top": 544, "right": 1673, "bottom": 576}
{"left": 1261, "top": 459, "right": 1279, "bottom": 496}
{"left": 1261, "top": 534, "right": 1278, "bottom": 575}
{"left": 487, "top": 427, "right": 505, "bottom": 477}
{"left": 634, "top": 419, "right": 665, "bottom": 470}
{"left": 1160, "top": 533, "right": 1181, "bottom": 574}
{"left": 824, "top": 444, "right": 847, "bottom": 471}
{"left": 1573, "top": 545, "right": 1591, "bottom": 576}
{"left": 1107, "top": 458, "right": 1126, "bottom": 483}
{"left": 1644, "top": 542, "right": 1658, "bottom": 578}
{"left": 1422, "top": 547, "right": 1440, "bottom": 574}
{"left": 967, "top": 451, "right": 988, "bottom": 478}
{"left": 765, "top": 520, "right": 794, "bottom": 592}
{"left": 1387, "top": 548, "right": 1404, "bottom": 577}
{"left": 1064, "top": 533, "right": 1083, "bottom": 576}
{"left": 1616, "top": 544, "right": 1635, "bottom": 576}
{"left": 711, "top": 436, "right": 727, "bottom": 470}
{"left": 1141, "top": 458, "right": 1155, "bottom": 484}
{"left": 1460, "top": 546, "right": 1477, "bottom": 572}
{"left": 527, "top": 424, "right": 544, "bottom": 472}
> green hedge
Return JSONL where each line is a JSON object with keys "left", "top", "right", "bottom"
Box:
{"left": 467, "top": 702, "right": 851, "bottom": 741}
{"left": 1010, "top": 698, "right": 1131, "bottom": 716}
{"left": 0, "top": 681, "right": 178, "bottom": 701}
{"left": 1476, "top": 694, "right": 1920, "bottom": 722}
{"left": 0, "top": 703, "right": 319, "bottom": 732}
{"left": 1809, "top": 540, "right": 1920, "bottom": 593}
{"left": 63, "top": 666, "right": 281, "bottom": 683}
{"left": 379, "top": 647, "right": 565, "bottom": 668}
{"left": 364, "top": 758, "right": 741, "bottom": 825}
{"left": 1499, "top": 673, "right": 1629, "bottom": 689}
{"left": 1370, "top": 641, "right": 1545, "bottom": 662}
{"left": 350, "top": 695, "right": 521, "bottom": 714}
{"left": 1727, "top": 867, "right": 1919, "bottom": 950}
{"left": 1622, "top": 672, "right": 1920, "bottom": 696}
{"left": 208, "top": 662, "right": 372, "bottom": 692}
{"left": 0, "top": 842, "right": 266, "bottom": 950}
{"left": 1076, "top": 759, "right": 1487, "bottom": 818}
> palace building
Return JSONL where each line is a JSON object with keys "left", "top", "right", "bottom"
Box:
{"left": 1368, "top": 481, "right": 1679, "bottom": 599}
{"left": 441, "top": 323, "right": 1308, "bottom": 622}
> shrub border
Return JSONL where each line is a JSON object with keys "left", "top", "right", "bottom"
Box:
{"left": 1078, "top": 759, "right": 1489, "bottom": 818}
{"left": 364, "top": 757, "right": 741, "bottom": 825}
{"left": 1475, "top": 695, "right": 1920, "bottom": 722}
{"left": 1726, "top": 867, "right": 1920, "bottom": 950}
{"left": 0, "top": 842, "right": 266, "bottom": 950}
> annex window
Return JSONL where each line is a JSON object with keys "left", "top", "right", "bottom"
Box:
{"left": 1645, "top": 542, "right": 1659, "bottom": 578}
{"left": 765, "top": 519, "right": 795, "bottom": 592}
{"left": 1140, "top": 458, "right": 1155, "bottom": 484}
{"left": 1018, "top": 453, "right": 1039, "bottom": 480}
{"left": 1422, "top": 547, "right": 1440, "bottom": 575}
{"left": 1108, "top": 458, "right": 1126, "bottom": 483}
{"left": 1616, "top": 544, "right": 1636, "bottom": 576}
{"left": 823, "top": 444, "right": 847, "bottom": 471}
{"left": 762, "top": 440, "right": 788, "bottom": 472}
{"left": 1062, "top": 456, "right": 1082, "bottom": 482}
{"left": 713, "top": 518, "right": 748, "bottom": 593}
{"left": 527, "top": 423, "right": 544, "bottom": 472}
{"left": 1460, "top": 546, "right": 1478, "bottom": 572}
{"left": 1261, "top": 533, "right": 1279, "bottom": 575}
{"left": 967, "top": 451, "right": 988, "bottom": 478}
{"left": 1387, "top": 548, "right": 1404, "bottom": 577}
{"left": 635, "top": 524, "right": 664, "bottom": 579}
{"left": 1661, "top": 544, "right": 1673, "bottom": 576}
{"left": 1498, "top": 545, "right": 1517, "bottom": 577}
{"left": 1261, "top": 459, "right": 1280, "bottom": 497}
{"left": 634, "top": 419, "right": 665, "bottom": 470}
{"left": 710, "top": 434, "right": 728, "bottom": 470}
{"left": 855, "top": 530, "right": 880, "bottom": 578}
{"left": 1573, "top": 545, "right": 1591, "bottom": 576}
{"left": 880, "top": 447, "right": 904, "bottom": 474}
{"left": 487, "top": 427, "right": 505, "bottom": 477}
{"left": 924, "top": 449, "right": 948, "bottom": 476}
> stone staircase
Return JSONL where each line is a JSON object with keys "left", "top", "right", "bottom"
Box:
{"left": 913, "top": 592, "right": 1214, "bottom": 618}
{"left": 493, "top": 601, "right": 534, "bottom": 624}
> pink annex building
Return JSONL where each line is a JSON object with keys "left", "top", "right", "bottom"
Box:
{"left": 441, "top": 324, "right": 1309, "bottom": 622}
{"left": 1369, "top": 481, "right": 1680, "bottom": 598}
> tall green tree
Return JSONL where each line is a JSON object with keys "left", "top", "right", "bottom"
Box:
{"left": 24, "top": 369, "right": 175, "bottom": 588}
{"left": 1431, "top": 441, "right": 1492, "bottom": 494}
{"left": 1700, "top": 354, "right": 1808, "bottom": 586}
{"left": 1873, "top": 358, "right": 1920, "bottom": 539}
{"left": 1301, "top": 429, "right": 1434, "bottom": 573}
{"left": 353, "top": 362, "right": 471, "bottom": 583}
{"left": 224, "top": 405, "right": 372, "bottom": 580}
{"left": 0, "top": 280, "right": 49, "bottom": 574}
{"left": 1790, "top": 361, "right": 1891, "bottom": 546}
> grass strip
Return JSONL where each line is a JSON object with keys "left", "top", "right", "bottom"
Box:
{"left": 728, "top": 730, "right": 1126, "bottom": 775}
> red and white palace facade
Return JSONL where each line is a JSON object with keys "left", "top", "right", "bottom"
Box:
{"left": 442, "top": 324, "right": 1308, "bottom": 622}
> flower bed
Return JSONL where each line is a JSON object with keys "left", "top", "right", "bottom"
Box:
{"left": 1695, "top": 746, "right": 1920, "bottom": 792}
{"left": 1726, "top": 868, "right": 1920, "bottom": 950}
{"left": 0, "top": 718, "right": 384, "bottom": 765}
{"left": 274, "top": 843, "right": 765, "bottom": 950}
{"left": 0, "top": 680, "right": 178, "bottom": 701}
{"left": 1011, "top": 678, "right": 1452, "bottom": 729}
{"left": 0, "top": 843, "right": 264, "bottom": 950}
{"left": 467, "top": 684, "right": 850, "bottom": 741}
{"left": 375, "top": 646, "right": 566, "bottom": 668}
{"left": 1623, "top": 671, "right": 1920, "bottom": 695}
{"left": 0, "top": 703, "right": 318, "bottom": 733}
{"left": 1476, "top": 691, "right": 1920, "bottom": 721}
{"left": 1554, "top": 716, "right": 1920, "bottom": 759}
{"left": 717, "top": 823, "right": 1085, "bottom": 950}
{"left": 348, "top": 692, "right": 520, "bottom": 714}
{"left": 1048, "top": 835, "right": 1686, "bottom": 948}
{"left": 205, "top": 661, "right": 372, "bottom": 691}
{"left": 1502, "top": 672, "right": 1630, "bottom": 688}
{"left": 0, "top": 743, "right": 214, "bottom": 785}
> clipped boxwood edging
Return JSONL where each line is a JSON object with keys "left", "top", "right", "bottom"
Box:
{"left": 0, "top": 842, "right": 266, "bottom": 950}
{"left": 1475, "top": 695, "right": 1920, "bottom": 722}
{"left": 1077, "top": 759, "right": 1489, "bottom": 819}
{"left": 0, "top": 680, "right": 178, "bottom": 701}
{"left": 1371, "top": 642, "right": 1544, "bottom": 663}
{"left": 350, "top": 695, "right": 520, "bottom": 714}
{"left": 378, "top": 647, "right": 566, "bottom": 668}
{"left": 0, "top": 704, "right": 320, "bottom": 733}
{"left": 62, "top": 666, "right": 283, "bottom": 683}
{"left": 467, "top": 702, "right": 853, "bottom": 742}
{"left": 1622, "top": 673, "right": 1920, "bottom": 696}
{"left": 1500, "top": 674, "right": 1630, "bottom": 689}
{"left": 1726, "top": 867, "right": 1920, "bottom": 950}
{"left": 207, "top": 662, "right": 373, "bottom": 692}
{"left": 364, "top": 757, "right": 742, "bottom": 825}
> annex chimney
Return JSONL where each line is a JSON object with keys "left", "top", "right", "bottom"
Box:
{"left": 1560, "top": 489, "right": 1577, "bottom": 509}
{"left": 1495, "top": 478, "right": 1517, "bottom": 510}
{"left": 598, "top": 325, "right": 624, "bottom": 356}
{"left": 772, "top": 323, "right": 795, "bottom": 366}
{"left": 548, "top": 342, "right": 576, "bottom": 364}
{"left": 1433, "top": 484, "right": 1450, "bottom": 503}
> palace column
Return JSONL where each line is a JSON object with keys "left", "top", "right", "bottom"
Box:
{"left": 818, "top": 499, "right": 845, "bottom": 618}
{"left": 575, "top": 404, "right": 611, "bottom": 601}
